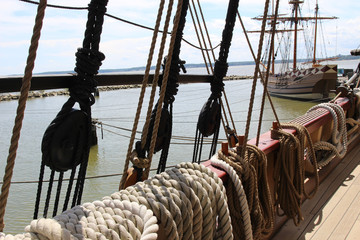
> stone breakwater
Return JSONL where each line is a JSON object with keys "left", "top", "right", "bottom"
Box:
{"left": 0, "top": 85, "right": 142, "bottom": 102}
{"left": 0, "top": 75, "right": 251, "bottom": 102}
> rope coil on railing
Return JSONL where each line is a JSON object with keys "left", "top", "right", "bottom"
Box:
{"left": 306, "top": 103, "right": 347, "bottom": 168}
{"left": 210, "top": 157, "right": 253, "bottom": 240}
{"left": 216, "top": 143, "right": 273, "bottom": 240}
{"left": 0, "top": 163, "right": 235, "bottom": 240}
{"left": 271, "top": 122, "right": 319, "bottom": 226}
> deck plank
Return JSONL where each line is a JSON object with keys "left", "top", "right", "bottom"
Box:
{"left": 310, "top": 167, "right": 360, "bottom": 239}
{"left": 328, "top": 192, "right": 360, "bottom": 240}
{"left": 272, "top": 143, "right": 360, "bottom": 240}
{"left": 345, "top": 214, "right": 360, "bottom": 240}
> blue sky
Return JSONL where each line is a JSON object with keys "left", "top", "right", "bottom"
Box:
{"left": 1, "top": 0, "right": 359, "bottom": 76}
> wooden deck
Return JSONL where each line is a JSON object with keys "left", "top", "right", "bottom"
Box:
{"left": 272, "top": 142, "right": 360, "bottom": 239}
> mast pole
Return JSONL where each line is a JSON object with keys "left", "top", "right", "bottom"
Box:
{"left": 293, "top": 1, "right": 299, "bottom": 70}
{"left": 313, "top": 0, "right": 319, "bottom": 65}
{"left": 272, "top": 0, "right": 275, "bottom": 73}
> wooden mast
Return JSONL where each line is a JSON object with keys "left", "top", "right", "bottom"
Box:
{"left": 290, "top": 0, "right": 304, "bottom": 70}
{"left": 313, "top": 0, "right": 319, "bottom": 66}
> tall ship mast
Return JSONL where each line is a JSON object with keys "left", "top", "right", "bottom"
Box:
{"left": 254, "top": 0, "right": 339, "bottom": 100}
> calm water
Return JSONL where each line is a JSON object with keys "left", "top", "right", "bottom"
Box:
{"left": 0, "top": 60, "right": 358, "bottom": 234}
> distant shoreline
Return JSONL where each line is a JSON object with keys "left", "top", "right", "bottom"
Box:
{"left": 28, "top": 54, "right": 359, "bottom": 76}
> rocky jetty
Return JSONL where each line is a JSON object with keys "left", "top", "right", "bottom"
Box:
{"left": 0, "top": 85, "right": 143, "bottom": 102}
{"left": 0, "top": 76, "right": 252, "bottom": 102}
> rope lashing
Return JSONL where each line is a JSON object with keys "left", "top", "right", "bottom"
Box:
{"left": 306, "top": 103, "right": 347, "bottom": 168}
{"left": 193, "top": 0, "right": 240, "bottom": 164}
{"left": 271, "top": 123, "right": 319, "bottom": 226}
{"left": 35, "top": 0, "right": 108, "bottom": 219}
{"left": 0, "top": 0, "right": 47, "bottom": 232}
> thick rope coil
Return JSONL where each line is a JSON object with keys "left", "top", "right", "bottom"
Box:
{"left": 241, "top": 144, "right": 274, "bottom": 239}
{"left": 1, "top": 163, "right": 232, "bottom": 240}
{"left": 271, "top": 123, "right": 319, "bottom": 226}
{"left": 160, "top": 168, "right": 214, "bottom": 240}
{"left": 210, "top": 156, "right": 253, "bottom": 240}
{"left": 175, "top": 162, "right": 232, "bottom": 239}
{"left": 0, "top": 200, "right": 158, "bottom": 240}
{"left": 307, "top": 103, "right": 347, "bottom": 168}
{"left": 217, "top": 148, "right": 264, "bottom": 240}
{"left": 149, "top": 176, "right": 202, "bottom": 239}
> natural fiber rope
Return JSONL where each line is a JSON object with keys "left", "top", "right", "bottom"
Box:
{"left": 1, "top": 163, "right": 233, "bottom": 240}
{"left": 210, "top": 157, "right": 253, "bottom": 240}
{"left": 256, "top": 0, "right": 280, "bottom": 147}
{"left": 271, "top": 122, "right": 319, "bottom": 226}
{"left": 241, "top": 0, "right": 271, "bottom": 158}
{"left": 145, "top": 0, "right": 185, "bottom": 179}
{"left": 190, "top": 0, "right": 213, "bottom": 73}
{"left": 245, "top": 144, "right": 275, "bottom": 238}
{"left": 119, "top": 0, "right": 167, "bottom": 189}
{"left": 0, "top": 0, "right": 47, "bottom": 232}
{"left": 0, "top": 200, "right": 158, "bottom": 240}
{"left": 217, "top": 147, "right": 265, "bottom": 239}
{"left": 236, "top": 11, "right": 282, "bottom": 133}
{"left": 306, "top": 103, "right": 347, "bottom": 168}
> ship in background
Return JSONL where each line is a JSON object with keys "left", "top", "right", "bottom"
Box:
{"left": 252, "top": 0, "right": 338, "bottom": 100}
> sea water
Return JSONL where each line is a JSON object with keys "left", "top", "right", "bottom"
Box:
{"left": 0, "top": 59, "right": 358, "bottom": 234}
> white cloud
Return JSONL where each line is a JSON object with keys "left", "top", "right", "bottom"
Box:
{"left": 0, "top": 0, "right": 359, "bottom": 75}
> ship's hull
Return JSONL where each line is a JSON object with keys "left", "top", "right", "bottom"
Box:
{"left": 267, "top": 64, "right": 338, "bottom": 100}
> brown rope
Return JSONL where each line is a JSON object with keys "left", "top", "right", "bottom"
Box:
{"left": 236, "top": 11, "right": 282, "bottom": 132}
{"left": 241, "top": 0, "right": 271, "bottom": 158}
{"left": 256, "top": 0, "right": 280, "bottom": 147}
{"left": 195, "top": 0, "right": 217, "bottom": 62}
{"left": 0, "top": 0, "right": 47, "bottom": 231}
{"left": 144, "top": 0, "right": 185, "bottom": 179}
{"left": 190, "top": 0, "right": 213, "bottom": 72}
{"left": 246, "top": 144, "right": 275, "bottom": 238}
{"left": 218, "top": 146, "right": 267, "bottom": 239}
{"left": 119, "top": 0, "right": 167, "bottom": 189}
{"left": 188, "top": 3, "right": 211, "bottom": 74}
{"left": 272, "top": 123, "right": 319, "bottom": 226}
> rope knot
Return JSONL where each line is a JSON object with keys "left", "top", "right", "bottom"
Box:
{"left": 71, "top": 48, "right": 105, "bottom": 106}
{"left": 75, "top": 48, "right": 105, "bottom": 76}
{"left": 210, "top": 60, "right": 227, "bottom": 98}
{"left": 130, "top": 150, "right": 151, "bottom": 169}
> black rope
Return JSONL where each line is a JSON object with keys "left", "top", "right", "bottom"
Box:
{"left": 193, "top": 0, "right": 239, "bottom": 163}
{"left": 34, "top": 0, "right": 108, "bottom": 219}
{"left": 52, "top": 172, "right": 64, "bottom": 217}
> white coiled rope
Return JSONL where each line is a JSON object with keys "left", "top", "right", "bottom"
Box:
{"left": 0, "top": 162, "right": 235, "bottom": 240}
{"left": 307, "top": 103, "right": 347, "bottom": 167}
{"left": 210, "top": 156, "right": 253, "bottom": 240}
